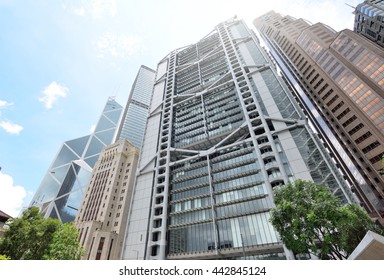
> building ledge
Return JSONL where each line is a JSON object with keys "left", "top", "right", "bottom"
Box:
{"left": 348, "top": 230, "right": 384, "bottom": 260}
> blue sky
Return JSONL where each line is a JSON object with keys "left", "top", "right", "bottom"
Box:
{"left": 0, "top": 0, "right": 361, "bottom": 217}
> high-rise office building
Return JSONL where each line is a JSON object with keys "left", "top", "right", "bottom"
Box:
{"left": 254, "top": 11, "right": 384, "bottom": 223}
{"left": 72, "top": 65, "right": 154, "bottom": 259}
{"left": 75, "top": 139, "right": 139, "bottom": 260}
{"left": 122, "top": 17, "right": 355, "bottom": 260}
{"left": 354, "top": 0, "right": 384, "bottom": 48}
{"left": 116, "top": 65, "right": 156, "bottom": 148}
{"left": 29, "top": 98, "right": 123, "bottom": 222}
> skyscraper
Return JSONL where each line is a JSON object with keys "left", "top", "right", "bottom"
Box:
{"left": 29, "top": 97, "right": 123, "bottom": 222}
{"left": 254, "top": 11, "right": 384, "bottom": 223}
{"left": 122, "top": 17, "right": 355, "bottom": 260}
{"left": 75, "top": 139, "right": 139, "bottom": 260}
{"left": 72, "top": 65, "right": 154, "bottom": 259}
{"left": 354, "top": 0, "right": 384, "bottom": 48}
{"left": 116, "top": 65, "right": 156, "bottom": 148}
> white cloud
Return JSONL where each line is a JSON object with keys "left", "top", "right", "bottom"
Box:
{"left": 0, "top": 100, "right": 14, "bottom": 108}
{"left": 0, "top": 172, "right": 27, "bottom": 217}
{"left": 90, "top": 0, "right": 117, "bottom": 18}
{"left": 0, "top": 120, "right": 23, "bottom": 135}
{"left": 63, "top": 0, "right": 117, "bottom": 19}
{"left": 39, "top": 81, "right": 69, "bottom": 109}
{"left": 97, "top": 33, "right": 144, "bottom": 59}
{"left": 73, "top": 6, "right": 85, "bottom": 16}
{"left": 0, "top": 100, "right": 23, "bottom": 135}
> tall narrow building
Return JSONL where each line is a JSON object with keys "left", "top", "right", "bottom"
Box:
{"left": 254, "top": 11, "right": 384, "bottom": 223}
{"left": 354, "top": 0, "right": 384, "bottom": 48}
{"left": 73, "top": 65, "right": 155, "bottom": 259}
{"left": 75, "top": 139, "right": 139, "bottom": 260}
{"left": 29, "top": 98, "right": 123, "bottom": 222}
{"left": 116, "top": 65, "right": 156, "bottom": 148}
{"left": 122, "top": 17, "right": 355, "bottom": 260}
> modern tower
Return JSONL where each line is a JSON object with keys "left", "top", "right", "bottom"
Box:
{"left": 75, "top": 139, "right": 139, "bottom": 260}
{"left": 29, "top": 97, "right": 123, "bottom": 222}
{"left": 116, "top": 65, "right": 156, "bottom": 148}
{"left": 354, "top": 0, "right": 384, "bottom": 48}
{"left": 254, "top": 11, "right": 384, "bottom": 223}
{"left": 122, "top": 17, "right": 355, "bottom": 260}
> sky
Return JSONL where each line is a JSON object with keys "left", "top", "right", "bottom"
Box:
{"left": 0, "top": 0, "right": 362, "bottom": 217}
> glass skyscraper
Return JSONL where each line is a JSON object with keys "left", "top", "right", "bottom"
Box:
{"left": 354, "top": 0, "right": 384, "bottom": 48}
{"left": 122, "top": 18, "right": 355, "bottom": 260}
{"left": 29, "top": 97, "right": 123, "bottom": 222}
{"left": 116, "top": 65, "right": 156, "bottom": 148}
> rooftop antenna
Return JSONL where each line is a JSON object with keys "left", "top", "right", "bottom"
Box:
{"left": 345, "top": 3, "right": 356, "bottom": 9}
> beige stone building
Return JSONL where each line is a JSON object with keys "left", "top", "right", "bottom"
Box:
{"left": 254, "top": 11, "right": 384, "bottom": 223}
{"left": 75, "top": 139, "right": 139, "bottom": 260}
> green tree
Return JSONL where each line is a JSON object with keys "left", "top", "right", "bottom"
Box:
{"left": 43, "top": 223, "right": 85, "bottom": 260}
{"left": 270, "top": 179, "right": 380, "bottom": 259}
{"left": 0, "top": 254, "right": 11, "bottom": 260}
{"left": 0, "top": 207, "right": 84, "bottom": 260}
{"left": 0, "top": 207, "right": 60, "bottom": 260}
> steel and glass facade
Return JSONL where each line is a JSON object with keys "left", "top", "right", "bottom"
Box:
{"left": 254, "top": 11, "right": 384, "bottom": 223}
{"left": 354, "top": 0, "right": 384, "bottom": 48}
{"left": 116, "top": 65, "right": 156, "bottom": 148}
{"left": 122, "top": 18, "right": 354, "bottom": 260}
{"left": 29, "top": 98, "right": 123, "bottom": 222}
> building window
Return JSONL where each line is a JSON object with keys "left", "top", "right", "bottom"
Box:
{"left": 362, "top": 141, "right": 380, "bottom": 153}
{"left": 96, "top": 237, "right": 105, "bottom": 260}
{"left": 154, "top": 219, "right": 162, "bottom": 228}
{"left": 331, "top": 101, "right": 345, "bottom": 113}
{"left": 336, "top": 107, "right": 351, "bottom": 120}
{"left": 342, "top": 115, "right": 358, "bottom": 127}
{"left": 348, "top": 123, "right": 364, "bottom": 136}
{"left": 370, "top": 152, "right": 384, "bottom": 164}
{"left": 355, "top": 131, "right": 373, "bottom": 144}
{"left": 326, "top": 95, "right": 339, "bottom": 106}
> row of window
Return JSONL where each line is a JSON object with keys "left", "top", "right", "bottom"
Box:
{"left": 168, "top": 212, "right": 280, "bottom": 255}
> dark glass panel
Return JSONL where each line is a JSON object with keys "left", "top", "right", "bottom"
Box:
{"left": 57, "top": 164, "right": 78, "bottom": 197}
{"left": 50, "top": 164, "right": 71, "bottom": 185}
{"left": 55, "top": 189, "right": 84, "bottom": 223}
{"left": 85, "top": 136, "right": 105, "bottom": 157}
{"left": 52, "top": 144, "right": 80, "bottom": 168}
{"left": 95, "top": 129, "right": 115, "bottom": 145}
{"left": 65, "top": 135, "right": 90, "bottom": 158}
{"left": 104, "top": 109, "right": 122, "bottom": 124}
{"left": 84, "top": 155, "right": 99, "bottom": 168}
{"left": 95, "top": 115, "right": 115, "bottom": 132}
{"left": 32, "top": 174, "right": 61, "bottom": 204}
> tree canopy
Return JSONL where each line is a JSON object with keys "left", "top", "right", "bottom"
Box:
{"left": 0, "top": 207, "right": 84, "bottom": 260}
{"left": 43, "top": 223, "right": 85, "bottom": 260}
{"left": 270, "top": 179, "right": 381, "bottom": 260}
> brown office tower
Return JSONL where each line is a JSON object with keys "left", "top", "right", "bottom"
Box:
{"left": 254, "top": 11, "right": 384, "bottom": 223}
{"left": 75, "top": 139, "right": 139, "bottom": 259}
